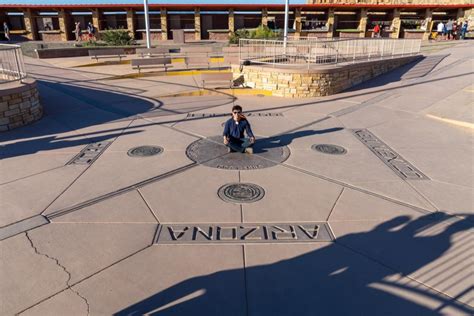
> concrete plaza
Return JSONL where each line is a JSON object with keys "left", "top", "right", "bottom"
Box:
{"left": 1, "top": 42, "right": 473, "bottom": 315}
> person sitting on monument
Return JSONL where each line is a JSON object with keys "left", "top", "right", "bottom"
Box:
{"left": 223, "top": 105, "right": 255, "bottom": 154}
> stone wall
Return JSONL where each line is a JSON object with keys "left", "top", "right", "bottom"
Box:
{"left": 209, "top": 31, "right": 230, "bottom": 41}
{"left": 39, "top": 32, "right": 63, "bottom": 42}
{"left": 232, "top": 55, "right": 420, "bottom": 98}
{"left": 137, "top": 31, "right": 164, "bottom": 41}
{"left": 0, "top": 79, "right": 43, "bottom": 131}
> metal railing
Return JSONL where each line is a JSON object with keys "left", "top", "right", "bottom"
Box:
{"left": 0, "top": 44, "right": 27, "bottom": 84}
{"left": 239, "top": 38, "right": 422, "bottom": 67}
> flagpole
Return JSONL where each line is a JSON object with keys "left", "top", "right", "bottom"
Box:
{"left": 144, "top": 0, "right": 151, "bottom": 48}
{"left": 283, "top": 0, "right": 290, "bottom": 52}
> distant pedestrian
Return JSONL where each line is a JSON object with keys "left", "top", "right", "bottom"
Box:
{"left": 461, "top": 21, "right": 468, "bottom": 39}
{"left": 446, "top": 19, "right": 453, "bottom": 40}
{"left": 436, "top": 21, "right": 444, "bottom": 40}
{"left": 452, "top": 22, "right": 458, "bottom": 40}
{"left": 74, "top": 21, "right": 81, "bottom": 42}
{"left": 373, "top": 24, "right": 381, "bottom": 38}
{"left": 87, "top": 22, "right": 96, "bottom": 41}
{"left": 3, "top": 22, "right": 10, "bottom": 41}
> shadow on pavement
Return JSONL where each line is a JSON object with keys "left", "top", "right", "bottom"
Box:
{"left": 344, "top": 55, "right": 448, "bottom": 92}
{"left": 0, "top": 80, "right": 159, "bottom": 158}
{"left": 253, "top": 128, "right": 344, "bottom": 154}
{"left": 115, "top": 213, "right": 473, "bottom": 316}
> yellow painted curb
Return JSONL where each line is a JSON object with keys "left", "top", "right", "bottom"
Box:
{"left": 158, "top": 89, "right": 273, "bottom": 98}
{"left": 73, "top": 59, "right": 131, "bottom": 68}
{"left": 426, "top": 114, "right": 474, "bottom": 130}
{"left": 108, "top": 69, "right": 231, "bottom": 80}
{"left": 74, "top": 57, "right": 224, "bottom": 68}
{"left": 166, "top": 69, "right": 230, "bottom": 76}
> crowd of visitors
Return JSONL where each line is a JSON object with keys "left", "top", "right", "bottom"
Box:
{"left": 73, "top": 21, "right": 96, "bottom": 42}
{"left": 436, "top": 20, "right": 469, "bottom": 40}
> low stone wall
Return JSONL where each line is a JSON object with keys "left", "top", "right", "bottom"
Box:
{"left": 40, "top": 32, "right": 63, "bottom": 42}
{"left": 338, "top": 31, "right": 363, "bottom": 38}
{"left": 35, "top": 46, "right": 144, "bottom": 58}
{"left": 232, "top": 55, "right": 420, "bottom": 98}
{"left": 208, "top": 31, "right": 230, "bottom": 41}
{"left": 136, "top": 31, "right": 164, "bottom": 41}
{"left": 0, "top": 79, "right": 43, "bottom": 131}
{"left": 402, "top": 31, "right": 425, "bottom": 39}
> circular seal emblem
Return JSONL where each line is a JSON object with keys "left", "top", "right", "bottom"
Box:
{"left": 185, "top": 135, "right": 290, "bottom": 170}
{"left": 127, "top": 145, "right": 164, "bottom": 157}
{"left": 311, "top": 144, "right": 347, "bottom": 155}
{"left": 218, "top": 183, "right": 265, "bottom": 204}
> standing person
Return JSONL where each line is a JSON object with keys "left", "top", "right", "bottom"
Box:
{"left": 446, "top": 19, "right": 453, "bottom": 40}
{"left": 452, "top": 22, "right": 458, "bottom": 40}
{"left": 87, "top": 22, "right": 96, "bottom": 41}
{"left": 223, "top": 105, "right": 255, "bottom": 154}
{"left": 461, "top": 21, "right": 468, "bottom": 39}
{"left": 373, "top": 23, "right": 381, "bottom": 38}
{"left": 74, "top": 21, "right": 81, "bottom": 42}
{"left": 3, "top": 22, "right": 10, "bottom": 41}
{"left": 436, "top": 21, "right": 445, "bottom": 41}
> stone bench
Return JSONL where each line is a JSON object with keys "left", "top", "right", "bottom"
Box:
{"left": 131, "top": 57, "right": 172, "bottom": 73}
{"left": 88, "top": 48, "right": 126, "bottom": 62}
{"left": 201, "top": 72, "right": 233, "bottom": 89}
{"left": 136, "top": 47, "right": 170, "bottom": 58}
{"left": 185, "top": 56, "right": 211, "bottom": 69}
{"left": 178, "top": 46, "right": 222, "bottom": 58}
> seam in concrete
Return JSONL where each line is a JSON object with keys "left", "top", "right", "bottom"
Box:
{"left": 326, "top": 187, "right": 344, "bottom": 222}
{"left": 362, "top": 128, "right": 440, "bottom": 211}
{"left": 46, "top": 162, "right": 198, "bottom": 220}
{"left": 23, "top": 231, "right": 90, "bottom": 316}
{"left": 18, "top": 243, "right": 153, "bottom": 315}
{"left": 137, "top": 188, "right": 161, "bottom": 224}
{"left": 0, "top": 166, "right": 65, "bottom": 187}
{"left": 281, "top": 162, "right": 432, "bottom": 215}
{"left": 242, "top": 244, "right": 250, "bottom": 316}
{"left": 40, "top": 118, "right": 136, "bottom": 216}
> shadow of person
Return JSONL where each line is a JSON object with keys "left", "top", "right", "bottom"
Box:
{"left": 115, "top": 213, "right": 473, "bottom": 316}
{"left": 253, "top": 127, "right": 344, "bottom": 154}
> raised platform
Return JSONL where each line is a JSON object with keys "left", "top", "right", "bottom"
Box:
{"left": 0, "top": 79, "right": 42, "bottom": 131}
{"left": 232, "top": 55, "right": 421, "bottom": 98}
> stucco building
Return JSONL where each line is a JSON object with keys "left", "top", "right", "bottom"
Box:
{"left": 1, "top": 2, "right": 472, "bottom": 42}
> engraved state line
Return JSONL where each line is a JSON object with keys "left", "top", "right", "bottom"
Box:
{"left": 154, "top": 223, "right": 334, "bottom": 244}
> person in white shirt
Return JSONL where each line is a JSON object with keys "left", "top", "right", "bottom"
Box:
{"left": 437, "top": 22, "right": 445, "bottom": 40}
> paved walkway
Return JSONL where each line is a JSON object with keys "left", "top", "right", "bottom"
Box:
{"left": 1, "top": 42, "right": 473, "bottom": 315}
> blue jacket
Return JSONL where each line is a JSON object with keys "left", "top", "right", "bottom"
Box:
{"left": 223, "top": 118, "right": 254, "bottom": 141}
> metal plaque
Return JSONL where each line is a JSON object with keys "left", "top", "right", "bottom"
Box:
{"left": 66, "top": 141, "right": 111, "bottom": 165}
{"left": 127, "top": 145, "right": 164, "bottom": 157}
{"left": 187, "top": 112, "right": 283, "bottom": 118}
{"left": 312, "top": 144, "right": 347, "bottom": 155}
{"left": 185, "top": 135, "right": 290, "bottom": 170}
{"left": 218, "top": 183, "right": 265, "bottom": 204}
{"left": 154, "top": 222, "right": 334, "bottom": 244}
{"left": 352, "top": 129, "right": 429, "bottom": 180}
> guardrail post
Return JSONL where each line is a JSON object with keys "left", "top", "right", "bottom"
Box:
{"left": 14, "top": 48, "right": 21, "bottom": 82}
{"left": 381, "top": 39, "right": 384, "bottom": 60}
{"left": 353, "top": 40, "right": 356, "bottom": 64}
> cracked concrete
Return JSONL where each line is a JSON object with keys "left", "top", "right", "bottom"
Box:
{"left": 0, "top": 234, "right": 67, "bottom": 315}
{"left": 22, "top": 232, "right": 90, "bottom": 316}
